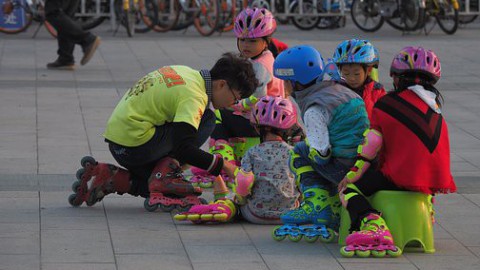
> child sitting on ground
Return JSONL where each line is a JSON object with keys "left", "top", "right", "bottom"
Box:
{"left": 175, "top": 96, "right": 302, "bottom": 224}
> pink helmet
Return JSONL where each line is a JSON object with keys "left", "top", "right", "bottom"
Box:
{"left": 390, "top": 46, "right": 441, "bottom": 83}
{"left": 251, "top": 96, "right": 298, "bottom": 130}
{"left": 234, "top": 8, "right": 277, "bottom": 38}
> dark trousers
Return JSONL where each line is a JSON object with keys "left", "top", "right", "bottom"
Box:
{"left": 108, "top": 109, "right": 217, "bottom": 197}
{"left": 211, "top": 109, "right": 259, "bottom": 140}
{"left": 343, "top": 168, "right": 405, "bottom": 231}
{"left": 45, "top": 0, "right": 95, "bottom": 63}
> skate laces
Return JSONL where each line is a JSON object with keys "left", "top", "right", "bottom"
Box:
{"left": 360, "top": 214, "right": 386, "bottom": 232}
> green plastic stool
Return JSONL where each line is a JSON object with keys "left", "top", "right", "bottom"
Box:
{"left": 338, "top": 190, "right": 435, "bottom": 253}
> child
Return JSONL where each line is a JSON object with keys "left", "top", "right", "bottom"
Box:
{"left": 272, "top": 45, "right": 370, "bottom": 242}
{"left": 191, "top": 8, "right": 285, "bottom": 187}
{"left": 333, "top": 39, "right": 386, "bottom": 120}
{"left": 175, "top": 96, "right": 302, "bottom": 224}
{"left": 68, "top": 53, "right": 259, "bottom": 212}
{"left": 338, "top": 46, "right": 457, "bottom": 257}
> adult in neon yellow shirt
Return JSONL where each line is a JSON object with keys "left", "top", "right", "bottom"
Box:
{"left": 69, "top": 53, "right": 259, "bottom": 210}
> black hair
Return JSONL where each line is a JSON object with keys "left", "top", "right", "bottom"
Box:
{"left": 210, "top": 52, "right": 259, "bottom": 99}
{"left": 393, "top": 72, "right": 444, "bottom": 108}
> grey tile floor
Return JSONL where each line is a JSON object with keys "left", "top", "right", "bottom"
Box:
{"left": 1, "top": 20, "right": 480, "bottom": 270}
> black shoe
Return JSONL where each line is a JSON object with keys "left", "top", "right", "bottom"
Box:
{"left": 46, "top": 59, "right": 75, "bottom": 70}
{"left": 81, "top": 36, "right": 101, "bottom": 66}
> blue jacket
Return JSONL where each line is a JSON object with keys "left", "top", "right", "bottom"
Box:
{"left": 292, "top": 81, "right": 369, "bottom": 158}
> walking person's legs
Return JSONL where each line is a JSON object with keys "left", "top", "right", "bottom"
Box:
{"left": 45, "top": 0, "right": 101, "bottom": 69}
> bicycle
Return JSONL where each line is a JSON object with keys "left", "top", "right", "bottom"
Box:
{"left": 350, "top": 0, "right": 425, "bottom": 32}
{"left": 1, "top": 0, "right": 108, "bottom": 36}
{"left": 421, "top": 0, "right": 459, "bottom": 34}
{"left": 0, "top": 0, "right": 56, "bottom": 36}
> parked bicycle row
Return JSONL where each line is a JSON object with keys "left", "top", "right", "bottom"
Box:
{"left": 1, "top": 0, "right": 479, "bottom": 36}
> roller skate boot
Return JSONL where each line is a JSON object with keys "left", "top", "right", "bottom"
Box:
{"left": 340, "top": 213, "right": 402, "bottom": 258}
{"left": 174, "top": 199, "right": 236, "bottom": 223}
{"left": 189, "top": 166, "right": 215, "bottom": 188}
{"left": 229, "top": 137, "right": 260, "bottom": 163}
{"left": 68, "top": 156, "right": 131, "bottom": 207}
{"left": 330, "top": 193, "right": 342, "bottom": 231}
{"left": 272, "top": 187, "right": 336, "bottom": 243}
{"left": 144, "top": 157, "right": 206, "bottom": 212}
{"left": 210, "top": 139, "right": 238, "bottom": 188}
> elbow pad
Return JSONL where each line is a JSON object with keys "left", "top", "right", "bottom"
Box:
{"left": 358, "top": 128, "right": 383, "bottom": 161}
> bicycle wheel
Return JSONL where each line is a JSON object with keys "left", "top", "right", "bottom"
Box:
{"left": 0, "top": 0, "right": 33, "bottom": 34}
{"left": 219, "top": 0, "right": 240, "bottom": 32}
{"left": 435, "top": 0, "right": 459, "bottom": 34}
{"left": 350, "top": 0, "right": 384, "bottom": 32}
{"left": 114, "top": 0, "right": 135, "bottom": 36}
{"left": 385, "top": 0, "right": 424, "bottom": 31}
{"left": 291, "top": 0, "right": 320, "bottom": 30}
{"left": 150, "top": 0, "right": 180, "bottom": 32}
{"left": 193, "top": 0, "right": 221, "bottom": 36}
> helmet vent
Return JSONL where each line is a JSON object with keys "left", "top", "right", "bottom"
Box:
{"left": 246, "top": 16, "right": 252, "bottom": 27}
{"left": 413, "top": 53, "right": 418, "bottom": 61}
{"left": 426, "top": 56, "right": 431, "bottom": 63}
{"left": 273, "top": 111, "right": 278, "bottom": 119}
{"left": 346, "top": 43, "right": 351, "bottom": 52}
{"left": 255, "top": 20, "right": 261, "bottom": 28}
{"left": 308, "top": 61, "right": 314, "bottom": 67}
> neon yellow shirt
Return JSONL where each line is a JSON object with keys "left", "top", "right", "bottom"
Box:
{"left": 104, "top": 66, "right": 208, "bottom": 147}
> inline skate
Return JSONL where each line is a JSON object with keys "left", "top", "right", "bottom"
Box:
{"left": 340, "top": 213, "right": 402, "bottom": 258}
{"left": 174, "top": 199, "right": 236, "bottom": 223}
{"left": 272, "top": 187, "right": 337, "bottom": 243}
{"left": 68, "top": 156, "right": 131, "bottom": 207}
{"left": 144, "top": 157, "right": 206, "bottom": 212}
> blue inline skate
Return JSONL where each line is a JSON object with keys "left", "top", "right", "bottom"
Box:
{"left": 272, "top": 187, "right": 337, "bottom": 243}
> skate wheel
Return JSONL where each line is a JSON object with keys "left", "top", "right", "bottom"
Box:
{"left": 371, "top": 250, "right": 386, "bottom": 258}
{"left": 271, "top": 226, "right": 286, "bottom": 241}
{"left": 159, "top": 204, "right": 176, "bottom": 212}
{"left": 387, "top": 247, "right": 402, "bottom": 257}
{"left": 80, "top": 156, "right": 96, "bottom": 168}
{"left": 68, "top": 193, "right": 82, "bottom": 207}
{"left": 320, "top": 228, "right": 336, "bottom": 243}
{"left": 173, "top": 214, "right": 187, "bottom": 221}
{"left": 71, "top": 181, "right": 81, "bottom": 193}
{"left": 187, "top": 214, "right": 201, "bottom": 221}
{"left": 304, "top": 235, "right": 319, "bottom": 243}
{"left": 199, "top": 182, "right": 213, "bottom": 188}
{"left": 288, "top": 234, "right": 303, "bottom": 242}
{"left": 144, "top": 198, "right": 158, "bottom": 212}
{"left": 75, "top": 168, "right": 85, "bottom": 181}
{"left": 340, "top": 246, "right": 355, "bottom": 258}
{"left": 355, "top": 249, "right": 371, "bottom": 258}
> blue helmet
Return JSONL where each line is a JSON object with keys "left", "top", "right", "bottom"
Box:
{"left": 274, "top": 45, "right": 325, "bottom": 85}
{"left": 333, "top": 39, "right": 379, "bottom": 65}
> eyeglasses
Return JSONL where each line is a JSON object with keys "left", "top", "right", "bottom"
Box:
{"left": 227, "top": 82, "right": 241, "bottom": 105}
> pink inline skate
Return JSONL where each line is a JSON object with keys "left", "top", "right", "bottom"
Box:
{"left": 340, "top": 213, "right": 402, "bottom": 258}
{"left": 174, "top": 199, "right": 236, "bottom": 223}
{"left": 144, "top": 157, "right": 207, "bottom": 212}
{"left": 189, "top": 139, "right": 238, "bottom": 188}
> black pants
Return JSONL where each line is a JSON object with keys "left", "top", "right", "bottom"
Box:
{"left": 108, "top": 110, "right": 217, "bottom": 197}
{"left": 343, "top": 168, "right": 405, "bottom": 231}
{"left": 211, "top": 109, "right": 259, "bottom": 140}
{"left": 45, "top": 0, "right": 95, "bottom": 63}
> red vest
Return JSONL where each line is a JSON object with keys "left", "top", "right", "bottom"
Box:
{"left": 362, "top": 80, "right": 386, "bottom": 121}
{"left": 372, "top": 90, "right": 456, "bottom": 194}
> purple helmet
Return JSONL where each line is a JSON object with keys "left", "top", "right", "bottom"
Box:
{"left": 390, "top": 46, "right": 441, "bottom": 83}
{"left": 251, "top": 96, "right": 297, "bottom": 130}
{"left": 234, "top": 8, "right": 277, "bottom": 38}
